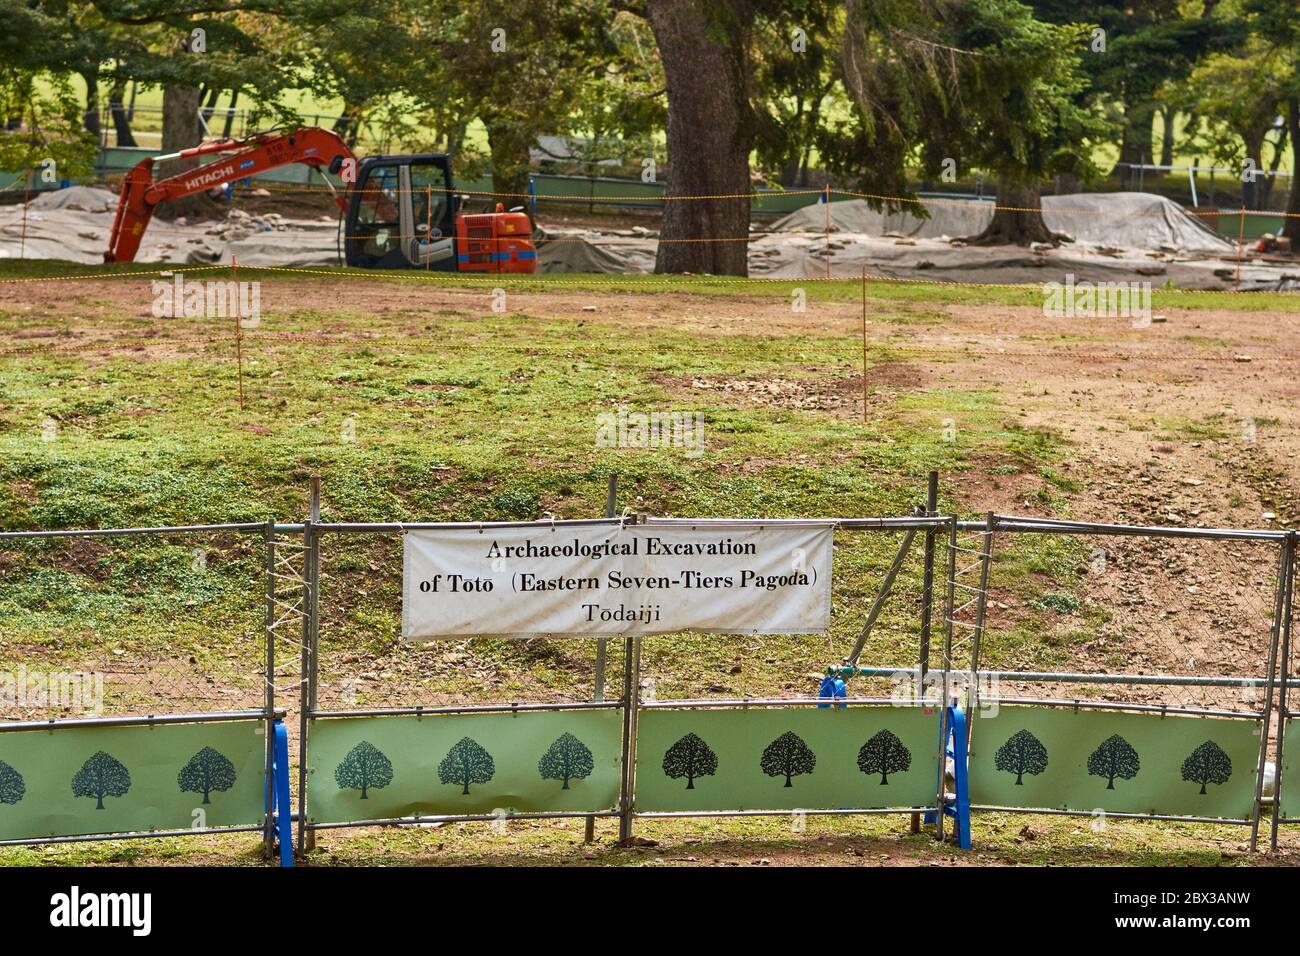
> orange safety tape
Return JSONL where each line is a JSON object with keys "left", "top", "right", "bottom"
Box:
{"left": 2, "top": 262, "right": 1295, "bottom": 297}
{"left": 88, "top": 176, "right": 1300, "bottom": 218}
{"left": 231, "top": 265, "right": 1300, "bottom": 295}
{"left": 5, "top": 328, "right": 1298, "bottom": 363}
{"left": 0, "top": 263, "right": 230, "bottom": 285}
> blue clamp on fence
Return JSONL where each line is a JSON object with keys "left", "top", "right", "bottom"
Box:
{"left": 267, "top": 719, "right": 294, "bottom": 867}
{"left": 944, "top": 707, "right": 971, "bottom": 849}
{"left": 817, "top": 675, "right": 848, "bottom": 709}
{"left": 922, "top": 707, "right": 970, "bottom": 849}
{"left": 528, "top": 177, "right": 537, "bottom": 221}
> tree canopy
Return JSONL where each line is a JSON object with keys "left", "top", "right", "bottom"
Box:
{"left": 3, "top": 0, "right": 1294, "bottom": 258}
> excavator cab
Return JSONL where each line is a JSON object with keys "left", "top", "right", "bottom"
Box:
{"left": 343, "top": 154, "right": 535, "bottom": 272}
{"left": 345, "top": 155, "right": 457, "bottom": 269}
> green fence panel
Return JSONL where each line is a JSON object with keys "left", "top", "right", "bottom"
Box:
{"left": 1278, "top": 719, "right": 1300, "bottom": 821}
{"left": 306, "top": 709, "right": 623, "bottom": 824}
{"left": 634, "top": 706, "right": 939, "bottom": 813}
{"left": 0, "top": 719, "right": 267, "bottom": 841}
{"left": 969, "top": 705, "right": 1259, "bottom": 819}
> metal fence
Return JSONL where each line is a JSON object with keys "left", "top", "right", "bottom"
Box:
{"left": 0, "top": 521, "right": 283, "bottom": 849}
{"left": 2, "top": 483, "right": 1298, "bottom": 859}
{"left": 833, "top": 513, "right": 1299, "bottom": 850}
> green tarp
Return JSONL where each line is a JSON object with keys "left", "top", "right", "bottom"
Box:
{"left": 0, "top": 719, "right": 266, "bottom": 841}
{"left": 306, "top": 709, "right": 623, "bottom": 824}
{"left": 968, "top": 705, "right": 1260, "bottom": 819}
{"left": 634, "top": 706, "right": 938, "bottom": 812}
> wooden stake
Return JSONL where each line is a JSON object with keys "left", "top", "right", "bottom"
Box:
{"left": 233, "top": 254, "right": 245, "bottom": 410}
{"left": 861, "top": 266, "right": 868, "bottom": 423}
{"left": 824, "top": 183, "right": 832, "bottom": 280}
{"left": 1235, "top": 206, "right": 1246, "bottom": 291}
{"left": 19, "top": 169, "right": 30, "bottom": 261}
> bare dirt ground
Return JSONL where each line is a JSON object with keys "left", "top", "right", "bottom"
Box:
{"left": 4, "top": 277, "right": 1299, "bottom": 864}
{"left": 8, "top": 276, "right": 1294, "bottom": 522}
{"left": 8, "top": 279, "right": 1296, "bottom": 688}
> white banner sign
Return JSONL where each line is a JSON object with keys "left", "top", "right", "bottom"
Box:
{"left": 402, "top": 520, "right": 833, "bottom": 640}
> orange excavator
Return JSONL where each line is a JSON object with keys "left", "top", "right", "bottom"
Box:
{"left": 104, "top": 126, "right": 536, "bottom": 272}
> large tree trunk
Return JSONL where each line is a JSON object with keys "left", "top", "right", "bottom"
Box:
{"left": 332, "top": 103, "right": 363, "bottom": 149}
{"left": 221, "top": 89, "right": 239, "bottom": 139}
{"left": 486, "top": 120, "right": 534, "bottom": 225}
{"left": 444, "top": 119, "right": 469, "bottom": 164}
{"left": 965, "top": 177, "right": 1067, "bottom": 246}
{"left": 1263, "top": 125, "right": 1287, "bottom": 210}
{"left": 778, "top": 96, "right": 805, "bottom": 187}
{"left": 1114, "top": 100, "right": 1157, "bottom": 184}
{"left": 108, "top": 74, "right": 136, "bottom": 147}
{"left": 1284, "top": 101, "right": 1300, "bottom": 245}
{"left": 201, "top": 86, "right": 221, "bottom": 124}
{"left": 80, "top": 70, "right": 101, "bottom": 140}
{"left": 647, "top": 0, "right": 756, "bottom": 276}
{"left": 157, "top": 84, "right": 220, "bottom": 220}
{"left": 1239, "top": 128, "right": 1268, "bottom": 210}
{"left": 1158, "top": 106, "right": 1175, "bottom": 168}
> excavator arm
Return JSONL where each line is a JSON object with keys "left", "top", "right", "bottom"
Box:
{"left": 104, "top": 127, "right": 355, "bottom": 263}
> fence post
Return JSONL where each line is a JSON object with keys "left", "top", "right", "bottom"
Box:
{"left": 262, "top": 518, "right": 277, "bottom": 859}
{"left": 1267, "top": 533, "right": 1296, "bottom": 849}
{"left": 585, "top": 474, "right": 617, "bottom": 844}
{"left": 1249, "top": 536, "right": 1287, "bottom": 849}
{"left": 617, "top": 636, "right": 637, "bottom": 844}
{"left": 935, "top": 516, "right": 959, "bottom": 842}
{"left": 296, "top": 478, "right": 321, "bottom": 856}
{"left": 918, "top": 472, "right": 939, "bottom": 688}
{"left": 912, "top": 470, "right": 939, "bottom": 834}
{"left": 618, "top": 512, "right": 642, "bottom": 845}
{"left": 967, "top": 513, "right": 995, "bottom": 722}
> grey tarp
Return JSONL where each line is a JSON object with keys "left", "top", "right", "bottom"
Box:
{"left": 3, "top": 186, "right": 1285, "bottom": 289}
{"left": 768, "top": 192, "right": 1234, "bottom": 255}
{"left": 0, "top": 186, "right": 339, "bottom": 266}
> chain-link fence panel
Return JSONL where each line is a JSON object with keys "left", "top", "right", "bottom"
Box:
{"left": 634, "top": 522, "right": 941, "bottom": 706}
{"left": 0, "top": 526, "right": 270, "bottom": 721}
{"left": 973, "top": 525, "right": 1285, "bottom": 716}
